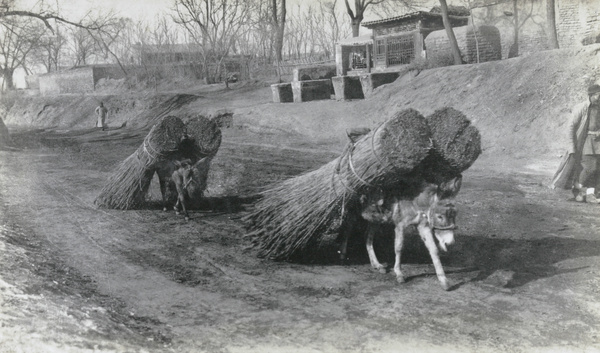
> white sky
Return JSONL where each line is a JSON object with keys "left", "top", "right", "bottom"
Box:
{"left": 21, "top": 0, "right": 329, "bottom": 22}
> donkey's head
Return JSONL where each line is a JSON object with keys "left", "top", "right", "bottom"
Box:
{"left": 430, "top": 201, "right": 457, "bottom": 251}
{"left": 431, "top": 175, "right": 462, "bottom": 252}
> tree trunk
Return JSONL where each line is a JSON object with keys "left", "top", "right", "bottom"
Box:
{"left": 511, "top": 0, "right": 519, "bottom": 57}
{"left": 351, "top": 18, "right": 361, "bottom": 37}
{"left": 273, "top": 0, "right": 286, "bottom": 62}
{"left": 546, "top": 0, "right": 559, "bottom": 49}
{"left": 2, "top": 68, "right": 14, "bottom": 90}
{"left": 439, "top": 0, "right": 462, "bottom": 65}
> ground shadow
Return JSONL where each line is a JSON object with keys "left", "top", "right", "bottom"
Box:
{"left": 279, "top": 223, "right": 600, "bottom": 290}
{"left": 444, "top": 234, "right": 600, "bottom": 288}
{"left": 146, "top": 194, "right": 261, "bottom": 214}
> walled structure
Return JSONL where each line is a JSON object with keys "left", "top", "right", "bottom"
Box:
{"left": 362, "top": 11, "right": 469, "bottom": 71}
{"left": 37, "top": 65, "right": 126, "bottom": 96}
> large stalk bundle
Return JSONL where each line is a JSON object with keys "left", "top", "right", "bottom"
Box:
{"left": 246, "top": 109, "right": 433, "bottom": 260}
{"left": 178, "top": 116, "right": 222, "bottom": 202}
{"left": 421, "top": 107, "right": 482, "bottom": 182}
{"left": 185, "top": 116, "right": 222, "bottom": 157}
{"left": 95, "top": 116, "right": 185, "bottom": 209}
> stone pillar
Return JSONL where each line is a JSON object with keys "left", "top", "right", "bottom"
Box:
{"left": 292, "top": 79, "right": 333, "bottom": 102}
{"left": 271, "top": 83, "right": 293, "bottom": 103}
{"left": 332, "top": 76, "right": 365, "bottom": 101}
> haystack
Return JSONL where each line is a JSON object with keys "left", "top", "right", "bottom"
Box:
{"left": 245, "top": 109, "right": 432, "bottom": 260}
{"left": 95, "top": 116, "right": 186, "bottom": 209}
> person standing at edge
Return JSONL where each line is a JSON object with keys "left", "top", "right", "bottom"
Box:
{"left": 95, "top": 101, "right": 108, "bottom": 131}
{"left": 568, "top": 83, "right": 600, "bottom": 203}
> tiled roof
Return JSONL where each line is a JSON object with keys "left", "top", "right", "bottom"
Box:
{"left": 362, "top": 11, "right": 469, "bottom": 28}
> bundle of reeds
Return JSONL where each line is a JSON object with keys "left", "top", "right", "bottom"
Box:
{"left": 245, "top": 109, "right": 433, "bottom": 260}
{"left": 421, "top": 107, "right": 482, "bottom": 182}
{"left": 185, "top": 116, "right": 222, "bottom": 157}
{"left": 180, "top": 116, "right": 221, "bottom": 202}
{"left": 95, "top": 116, "right": 186, "bottom": 209}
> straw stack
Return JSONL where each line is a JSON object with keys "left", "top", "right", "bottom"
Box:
{"left": 245, "top": 109, "right": 432, "bottom": 260}
{"left": 95, "top": 116, "right": 186, "bottom": 209}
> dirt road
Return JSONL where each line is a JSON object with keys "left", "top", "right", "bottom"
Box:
{"left": 1, "top": 124, "right": 599, "bottom": 353}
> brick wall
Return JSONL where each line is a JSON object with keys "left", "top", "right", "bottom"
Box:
{"left": 425, "top": 25, "right": 502, "bottom": 64}
{"left": 557, "top": 0, "right": 600, "bottom": 47}
{"left": 471, "top": 0, "right": 600, "bottom": 58}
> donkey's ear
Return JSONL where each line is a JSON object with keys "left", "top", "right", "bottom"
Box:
{"left": 439, "top": 175, "right": 462, "bottom": 198}
{"left": 174, "top": 160, "right": 182, "bottom": 168}
{"left": 194, "top": 156, "right": 211, "bottom": 167}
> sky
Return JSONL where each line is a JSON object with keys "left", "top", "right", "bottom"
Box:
{"left": 21, "top": 0, "right": 329, "bottom": 22}
{"left": 20, "top": 0, "right": 172, "bottom": 21}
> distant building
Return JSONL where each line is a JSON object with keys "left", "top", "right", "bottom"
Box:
{"left": 133, "top": 44, "right": 205, "bottom": 65}
{"left": 133, "top": 43, "right": 250, "bottom": 82}
{"left": 362, "top": 11, "right": 469, "bottom": 69}
{"left": 336, "top": 10, "right": 470, "bottom": 76}
{"left": 470, "top": 0, "right": 600, "bottom": 58}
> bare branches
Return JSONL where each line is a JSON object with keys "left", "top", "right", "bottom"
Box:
{"left": 0, "top": 10, "right": 107, "bottom": 33}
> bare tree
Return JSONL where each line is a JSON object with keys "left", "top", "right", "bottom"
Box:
{"left": 546, "top": 0, "right": 559, "bottom": 49}
{"left": 344, "top": 0, "right": 384, "bottom": 37}
{"left": 271, "top": 0, "right": 286, "bottom": 61}
{"left": 0, "top": 0, "right": 125, "bottom": 88}
{"left": 437, "top": 0, "right": 462, "bottom": 65}
{"left": 32, "top": 23, "right": 68, "bottom": 72}
{"left": 371, "top": 0, "right": 428, "bottom": 18}
{"left": 69, "top": 26, "right": 99, "bottom": 65}
{"left": 173, "top": 0, "right": 252, "bottom": 84}
{"left": 0, "top": 14, "right": 45, "bottom": 89}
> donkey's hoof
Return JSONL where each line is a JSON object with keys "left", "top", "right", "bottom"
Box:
{"left": 162, "top": 207, "right": 167, "bottom": 212}
{"left": 378, "top": 267, "right": 387, "bottom": 274}
{"left": 396, "top": 275, "right": 406, "bottom": 284}
{"left": 440, "top": 279, "right": 451, "bottom": 291}
{"left": 175, "top": 211, "right": 180, "bottom": 215}
{"left": 184, "top": 216, "right": 190, "bottom": 221}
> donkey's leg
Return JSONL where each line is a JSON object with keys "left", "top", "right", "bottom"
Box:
{"left": 366, "top": 224, "right": 386, "bottom": 273}
{"left": 177, "top": 192, "right": 189, "bottom": 220}
{"left": 339, "top": 231, "right": 349, "bottom": 263}
{"left": 418, "top": 224, "right": 450, "bottom": 290}
{"left": 393, "top": 223, "right": 406, "bottom": 282}
{"left": 158, "top": 175, "right": 168, "bottom": 212}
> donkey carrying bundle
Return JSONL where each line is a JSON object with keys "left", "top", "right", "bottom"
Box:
{"left": 94, "top": 115, "right": 221, "bottom": 210}
{"left": 245, "top": 107, "right": 481, "bottom": 261}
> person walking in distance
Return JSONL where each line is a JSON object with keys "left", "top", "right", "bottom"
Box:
{"left": 95, "top": 101, "right": 108, "bottom": 131}
{"left": 569, "top": 84, "right": 600, "bottom": 203}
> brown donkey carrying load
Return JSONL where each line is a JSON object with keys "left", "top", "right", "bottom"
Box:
{"left": 94, "top": 115, "right": 221, "bottom": 210}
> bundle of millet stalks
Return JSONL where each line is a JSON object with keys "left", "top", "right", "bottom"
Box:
{"left": 244, "top": 107, "right": 481, "bottom": 261}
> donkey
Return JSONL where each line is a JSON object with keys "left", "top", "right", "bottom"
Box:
{"left": 156, "top": 156, "right": 212, "bottom": 221}
{"left": 346, "top": 176, "right": 462, "bottom": 290}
